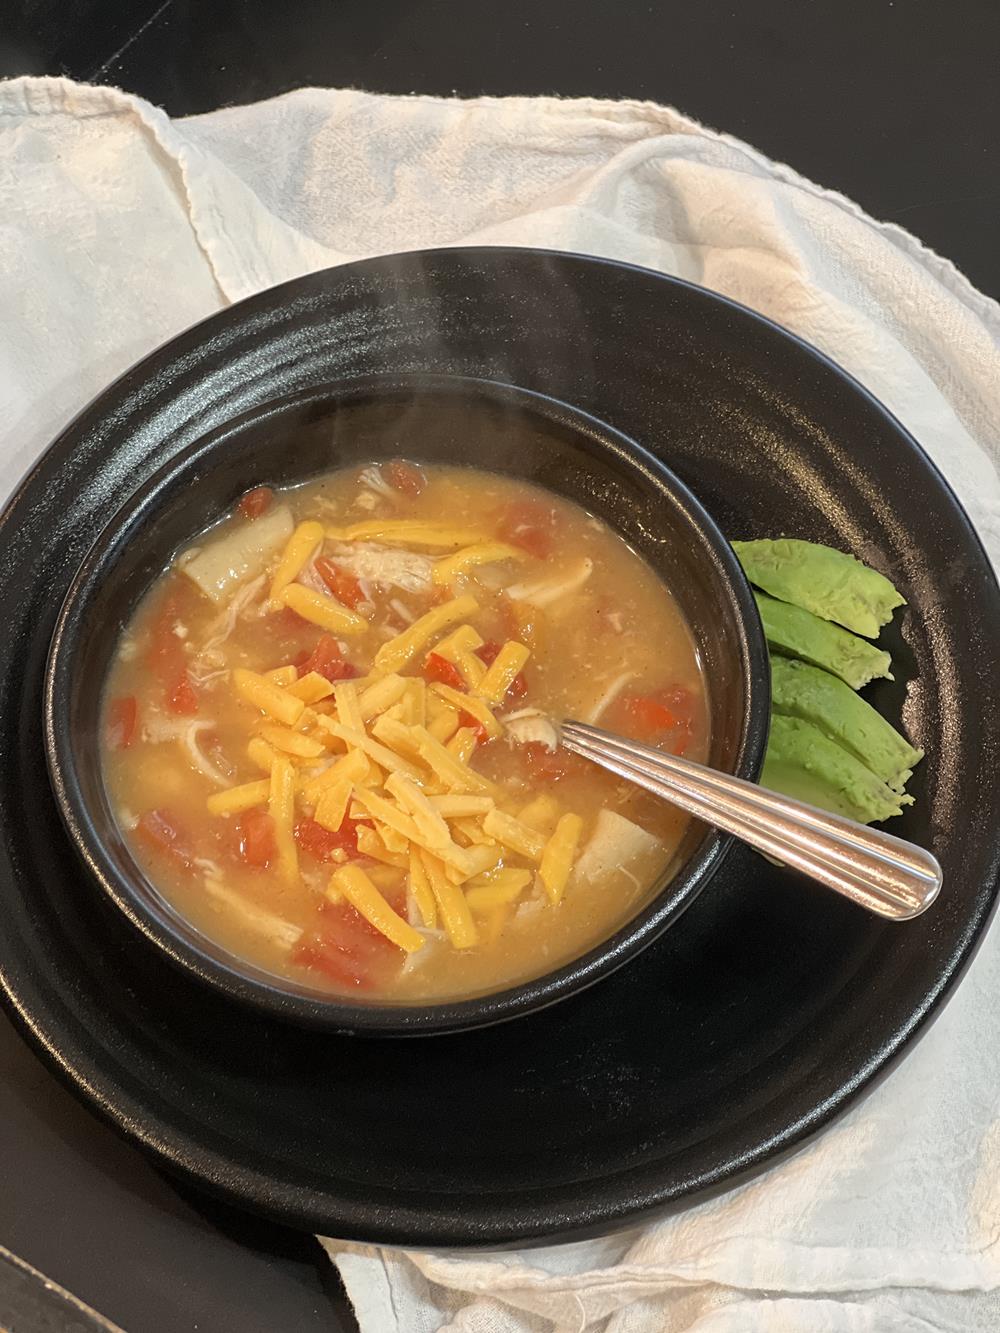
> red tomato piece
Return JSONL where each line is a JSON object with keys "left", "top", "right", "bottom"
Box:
{"left": 295, "top": 634, "right": 359, "bottom": 682}
{"left": 166, "top": 671, "right": 199, "bottom": 716}
{"left": 497, "top": 500, "right": 557, "bottom": 559}
{"left": 294, "top": 815, "right": 362, "bottom": 861}
{"left": 383, "top": 459, "right": 426, "bottom": 496}
{"left": 292, "top": 897, "right": 404, "bottom": 989}
{"left": 314, "top": 557, "right": 365, "bottom": 609}
{"left": 237, "top": 486, "right": 274, "bottom": 520}
{"left": 422, "top": 652, "right": 465, "bottom": 690}
{"left": 235, "top": 809, "right": 276, "bottom": 869}
{"left": 475, "top": 641, "right": 528, "bottom": 702}
{"left": 458, "top": 711, "right": 490, "bottom": 745}
{"left": 135, "top": 809, "right": 193, "bottom": 869}
{"left": 146, "top": 591, "right": 199, "bottom": 714}
{"left": 620, "top": 693, "right": 678, "bottom": 735}
{"left": 106, "top": 695, "right": 137, "bottom": 749}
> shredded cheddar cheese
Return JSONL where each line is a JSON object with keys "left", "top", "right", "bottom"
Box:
{"left": 199, "top": 562, "right": 587, "bottom": 957}
{"left": 372, "top": 595, "right": 479, "bottom": 676}
{"left": 281, "top": 583, "right": 367, "bottom": 635}
{"left": 268, "top": 520, "right": 324, "bottom": 608}
{"left": 432, "top": 541, "right": 525, "bottom": 587}
{"left": 325, "top": 520, "right": 484, "bottom": 547}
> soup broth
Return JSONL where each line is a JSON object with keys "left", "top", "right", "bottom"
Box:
{"left": 102, "top": 461, "right": 709, "bottom": 1001}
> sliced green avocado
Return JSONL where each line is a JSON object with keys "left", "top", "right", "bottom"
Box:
{"left": 770, "top": 657, "right": 923, "bottom": 792}
{"left": 755, "top": 592, "right": 892, "bottom": 689}
{"left": 762, "top": 714, "right": 913, "bottom": 825}
{"left": 733, "top": 538, "right": 904, "bottom": 638}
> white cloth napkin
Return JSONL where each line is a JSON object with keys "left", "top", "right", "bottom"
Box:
{"left": 2, "top": 76, "right": 999, "bottom": 1333}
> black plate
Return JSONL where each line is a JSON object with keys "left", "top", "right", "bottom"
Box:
{"left": 2, "top": 248, "right": 998, "bottom": 1245}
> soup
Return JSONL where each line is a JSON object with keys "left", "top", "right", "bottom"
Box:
{"left": 101, "top": 461, "right": 709, "bottom": 1002}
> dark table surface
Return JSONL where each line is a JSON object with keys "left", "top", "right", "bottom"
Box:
{"left": 2, "top": 3, "right": 999, "bottom": 1330}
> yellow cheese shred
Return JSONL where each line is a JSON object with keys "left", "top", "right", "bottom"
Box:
{"left": 430, "top": 624, "right": 486, "bottom": 688}
{"left": 357, "top": 673, "right": 409, "bottom": 721}
{"left": 281, "top": 583, "right": 367, "bottom": 635}
{"left": 475, "top": 641, "right": 531, "bottom": 706}
{"left": 258, "top": 723, "right": 325, "bottom": 759}
{"left": 464, "top": 869, "right": 533, "bottom": 912}
{"left": 299, "top": 748, "right": 370, "bottom": 804}
{"left": 206, "top": 779, "right": 271, "bottom": 817}
{"left": 329, "top": 864, "right": 425, "bottom": 953}
{"left": 420, "top": 849, "right": 478, "bottom": 948}
{"left": 446, "top": 727, "right": 479, "bottom": 764}
{"left": 372, "top": 595, "right": 479, "bottom": 676}
{"left": 247, "top": 736, "right": 278, "bottom": 774}
{"left": 407, "top": 847, "right": 437, "bottom": 929}
{"left": 318, "top": 716, "right": 426, "bottom": 783}
{"left": 539, "top": 813, "right": 584, "bottom": 904}
{"left": 432, "top": 541, "right": 525, "bottom": 587}
{"left": 429, "top": 683, "right": 501, "bottom": 738}
{"left": 313, "top": 780, "right": 353, "bottom": 834}
{"left": 233, "top": 668, "right": 305, "bottom": 727}
{"left": 268, "top": 520, "right": 324, "bottom": 608}
{"left": 286, "top": 671, "right": 335, "bottom": 703}
{"left": 482, "top": 808, "right": 547, "bottom": 862}
{"left": 333, "top": 680, "right": 364, "bottom": 734}
{"left": 326, "top": 520, "right": 483, "bottom": 548}
{"left": 268, "top": 754, "right": 299, "bottom": 885}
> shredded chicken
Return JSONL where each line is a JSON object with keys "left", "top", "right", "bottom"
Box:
{"left": 203, "top": 878, "right": 303, "bottom": 951}
{"left": 507, "top": 557, "right": 593, "bottom": 609}
{"left": 357, "top": 465, "right": 396, "bottom": 499}
{"left": 189, "top": 574, "right": 266, "bottom": 677}
{"left": 326, "top": 542, "right": 434, "bottom": 593}
{"left": 500, "top": 707, "right": 559, "bottom": 752}
{"left": 388, "top": 598, "right": 416, "bottom": 626}
{"left": 142, "top": 715, "right": 229, "bottom": 787}
{"left": 584, "top": 671, "right": 634, "bottom": 724}
{"left": 574, "top": 810, "right": 663, "bottom": 884}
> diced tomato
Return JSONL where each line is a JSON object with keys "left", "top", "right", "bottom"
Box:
{"left": 294, "top": 815, "right": 362, "bottom": 862}
{"left": 422, "top": 652, "right": 465, "bottom": 690}
{"left": 295, "top": 634, "right": 359, "bottom": 682}
{"left": 620, "top": 693, "right": 677, "bottom": 735}
{"left": 146, "top": 591, "right": 199, "bottom": 715}
{"left": 497, "top": 500, "right": 557, "bottom": 559}
{"left": 475, "top": 641, "right": 528, "bottom": 702}
{"left": 292, "top": 896, "right": 404, "bottom": 989}
{"left": 235, "top": 808, "right": 276, "bottom": 869}
{"left": 518, "top": 742, "right": 589, "bottom": 785}
{"left": 315, "top": 557, "right": 365, "bottom": 610}
{"left": 612, "top": 685, "right": 699, "bottom": 753}
{"left": 459, "top": 711, "right": 490, "bottom": 745}
{"left": 384, "top": 459, "right": 426, "bottom": 497}
{"left": 135, "top": 809, "right": 193, "bottom": 870}
{"left": 166, "top": 671, "right": 199, "bottom": 716}
{"left": 106, "top": 695, "right": 137, "bottom": 749}
{"left": 237, "top": 486, "right": 274, "bottom": 520}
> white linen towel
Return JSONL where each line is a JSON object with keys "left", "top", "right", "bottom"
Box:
{"left": 1, "top": 76, "right": 999, "bottom": 1332}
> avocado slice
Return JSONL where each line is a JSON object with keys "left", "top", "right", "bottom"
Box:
{"left": 771, "top": 658, "right": 923, "bottom": 792}
{"left": 733, "top": 538, "right": 904, "bottom": 638}
{"left": 755, "top": 592, "right": 892, "bottom": 689}
{"left": 762, "top": 714, "right": 913, "bottom": 824}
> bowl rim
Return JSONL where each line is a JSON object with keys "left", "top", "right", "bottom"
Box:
{"left": 43, "top": 371, "right": 770, "bottom": 1035}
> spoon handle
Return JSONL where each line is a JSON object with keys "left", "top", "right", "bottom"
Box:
{"left": 560, "top": 721, "right": 941, "bottom": 921}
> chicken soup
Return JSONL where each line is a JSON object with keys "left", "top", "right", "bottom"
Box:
{"left": 102, "top": 461, "right": 709, "bottom": 1001}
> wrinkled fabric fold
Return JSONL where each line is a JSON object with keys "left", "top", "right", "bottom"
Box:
{"left": 2, "top": 75, "right": 999, "bottom": 1332}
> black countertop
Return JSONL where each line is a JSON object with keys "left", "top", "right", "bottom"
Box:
{"left": 1, "top": 3, "right": 998, "bottom": 1330}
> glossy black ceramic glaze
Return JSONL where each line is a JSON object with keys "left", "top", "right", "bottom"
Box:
{"left": 2, "top": 248, "right": 999, "bottom": 1245}
{"left": 44, "top": 377, "right": 768, "bottom": 1034}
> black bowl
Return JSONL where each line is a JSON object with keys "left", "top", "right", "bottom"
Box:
{"left": 43, "top": 374, "right": 769, "bottom": 1035}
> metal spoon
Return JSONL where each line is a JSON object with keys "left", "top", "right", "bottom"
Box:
{"left": 560, "top": 721, "right": 941, "bottom": 920}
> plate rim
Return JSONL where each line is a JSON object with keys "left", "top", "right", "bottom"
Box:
{"left": 2, "top": 245, "right": 999, "bottom": 1245}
